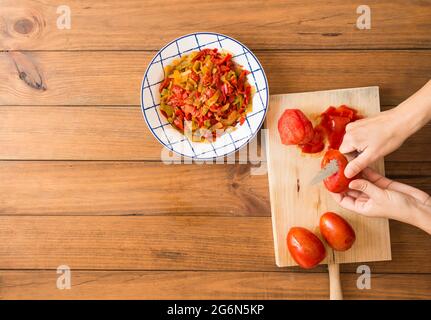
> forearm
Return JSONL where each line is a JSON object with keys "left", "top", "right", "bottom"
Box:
{"left": 394, "top": 80, "right": 431, "bottom": 139}
{"left": 411, "top": 201, "right": 431, "bottom": 235}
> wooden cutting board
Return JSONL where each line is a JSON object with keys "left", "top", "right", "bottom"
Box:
{"left": 266, "top": 86, "right": 392, "bottom": 267}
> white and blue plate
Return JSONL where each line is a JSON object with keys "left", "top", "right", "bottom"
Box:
{"left": 140, "top": 32, "right": 269, "bottom": 160}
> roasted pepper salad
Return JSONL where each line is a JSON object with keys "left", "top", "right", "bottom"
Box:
{"left": 159, "top": 48, "right": 254, "bottom": 142}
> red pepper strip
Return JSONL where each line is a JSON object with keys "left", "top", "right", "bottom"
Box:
{"left": 159, "top": 77, "right": 171, "bottom": 93}
{"left": 237, "top": 71, "right": 246, "bottom": 92}
{"left": 160, "top": 110, "right": 168, "bottom": 118}
{"left": 171, "top": 85, "right": 184, "bottom": 96}
{"left": 244, "top": 85, "right": 251, "bottom": 105}
{"left": 192, "top": 49, "right": 209, "bottom": 62}
{"left": 174, "top": 118, "right": 184, "bottom": 131}
{"left": 216, "top": 53, "right": 232, "bottom": 65}
{"left": 190, "top": 71, "right": 199, "bottom": 82}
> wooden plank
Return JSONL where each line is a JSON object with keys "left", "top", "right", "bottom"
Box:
{"left": 0, "top": 162, "right": 270, "bottom": 216}
{"left": 385, "top": 162, "right": 431, "bottom": 177}
{"left": 0, "top": 106, "right": 430, "bottom": 161}
{"left": 0, "top": 270, "right": 430, "bottom": 300}
{"left": 389, "top": 125, "right": 431, "bottom": 162}
{"left": 0, "top": 106, "right": 157, "bottom": 160}
{"left": 2, "top": 0, "right": 431, "bottom": 50}
{"left": 0, "top": 216, "right": 429, "bottom": 273}
{"left": 0, "top": 161, "right": 429, "bottom": 216}
{"left": 266, "top": 87, "right": 390, "bottom": 267}
{"left": 1, "top": 51, "right": 430, "bottom": 106}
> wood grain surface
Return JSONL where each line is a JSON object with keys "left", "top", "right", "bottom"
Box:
{"left": 0, "top": 161, "right": 429, "bottom": 216}
{"left": 0, "top": 216, "right": 429, "bottom": 274}
{"left": 0, "top": 0, "right": 430, "bottom": 300}
{"left": 1, "top": 0, "right": 430, "bottom": 50}
{"left": 1, "top": 51, "right": 430, "bottom": 106}
{"left": 1, "top": 271, "right": 430, "bottom": 300}
{"left": 0, "top": 106, "right": 430, "bottom": 161}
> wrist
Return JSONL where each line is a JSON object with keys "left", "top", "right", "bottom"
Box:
{"left": 385, "top": 108, "right": 410, "bottom": 144}
{"left": 395, "top": 80, "right": 431, "bottom": 137}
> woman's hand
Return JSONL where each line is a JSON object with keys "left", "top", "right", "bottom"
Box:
{"left": 331, "top": 168, "right": 431, "bottom": 234}
{"left": 339, "top": 110, "right": 406, "bottom": 178}
{"left": 340, "top": 80, "right": 431, "bottom": 179}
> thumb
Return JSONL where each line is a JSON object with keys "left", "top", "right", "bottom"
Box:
{"left": 344, "top": 151, "right": 372, "bottom": 178}
{"left": 349, "top": 179, "right": 384, "bottom": 198}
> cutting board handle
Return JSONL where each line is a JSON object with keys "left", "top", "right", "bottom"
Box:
{"left": 328, "top": 263, "right": 343, "bottom": 300}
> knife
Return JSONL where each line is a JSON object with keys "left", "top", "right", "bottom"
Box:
{"left": 309, "top": 159, "right": 339, "bottom": 185}
{"left": 309, "top": 151, "right": 359, "bottom": 186}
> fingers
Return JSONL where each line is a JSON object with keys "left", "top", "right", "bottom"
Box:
{"left": 330, "top": 190, "right": 361, "bottom": 203}
{"left": 361, "top": 167, "right": 382, "bottom": 181}
{"left": 330, "top": 192, "right": 343, "bottom": 203}
{"left": 361, "top": 167, "right": 393, "bottom": 189}
{"left": 362, "top": 167, "right": 430, "bottom": 203}
{"left": 387, "top": 181, "right": 430, "bottom": 203}
{"left": 339, "top": 122, "right": 361, "bottom": 154}
{"left": 330, "top": 192, "right": 357, "bottom": 212}
{"left": 349, "top": 179, "right": 384, "bottom": 198}
{"left": 339, "top": 125, "right": 371, "bottom": 177}
{"left": 339, "top": 140, "right": 356, "bottom": 154}
{"left": 345, "top": 189, "right": 362, "bottom": 199}
{"left": 344, "top": 150, "right": 374, "bottom": 178}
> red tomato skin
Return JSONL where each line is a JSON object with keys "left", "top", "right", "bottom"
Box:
{"left": 287, "top": 227, "right": 326, "bottom": 269}
{"left": 321, "top": 149, "right": 351, "bottom": 193}
{"left": 278, "top": 109, "right": 314, "bottom": 145}
{"left": 319, "top": 212, "right": 356, "bottom": 251}
{"left": 319, "top": 105, "right": 361, "bottom": 149}
{"left": 299, "top": 125, "right": 325, "bottom": 154}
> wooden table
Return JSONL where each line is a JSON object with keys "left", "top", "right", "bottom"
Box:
{"left": 0, "top": 0, "right": 430, "bottom": 299}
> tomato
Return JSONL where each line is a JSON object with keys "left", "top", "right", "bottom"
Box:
{"left": 287, "top": 227, "right": 326, "bottom": 269}
{"left": 319, "top": 105, "right": 361, "bottom": 149}
{"left": 300, "top": 125, "right": 325, "bottom": 154}
{"left": 319, "top": 212, "right": 356, "bottom": 251}
{"left": 321, "top": 149, "right": 351, "bottom": 193}
{"left": 278, "top": 109, "right": 314, "bottom": 145}
{"left": 326, "top": 115, "right": 351, "bottom": 150}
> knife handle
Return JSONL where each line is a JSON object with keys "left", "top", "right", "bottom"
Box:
{"left": 328, "top": 263, "right": 343, "bottom": 300}
{"left": 343, "top": 150, "right": 361, "bottom": 162}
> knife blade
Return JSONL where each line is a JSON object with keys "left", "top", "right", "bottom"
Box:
{"left": 309, "top": 159, "right": 339, "bottom": 186}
